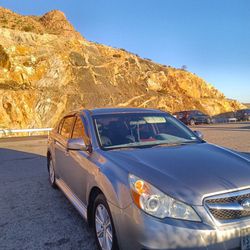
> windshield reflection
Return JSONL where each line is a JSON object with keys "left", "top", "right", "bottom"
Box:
{"left": 93, "top": 113, "right": 201, "bottom": 150}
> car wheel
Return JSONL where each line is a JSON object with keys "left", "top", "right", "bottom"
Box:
{"left": 93, "top": 194, "right": 119, "bottom": 250}
{"left": 206, "top": 118, "right": 211, "bottom": 124}
{"left": 48, "top": 157, "right": 57, "bottom": 188}
{"left": 189, "top": 119, "right": 195, "bottom": 126}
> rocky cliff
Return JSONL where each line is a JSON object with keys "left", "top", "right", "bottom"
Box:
{"left": 0, "top": 7, "right": 245, "bottom": 129}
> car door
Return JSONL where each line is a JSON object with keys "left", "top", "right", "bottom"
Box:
{"left": 196, "top": 111, "right": 205, "bottom": 123}
{"left": 62, "top": 115, "right": 96, "bottom": 205}
{"left": 54, "top": 115, "right": 76, "bottom": 181}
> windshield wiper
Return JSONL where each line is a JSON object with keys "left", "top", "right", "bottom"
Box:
{"left": 104, "top": 140, "right": 200, "bottom": 150}
{"left": 104, "top": 143, "right": 143, "bottom": 150}
{"left": 152, "top": 140, "right": 199, "bottom": 148}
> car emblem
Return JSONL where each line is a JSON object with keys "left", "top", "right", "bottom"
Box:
{"left": 241, "top": 198, "right": 250, "bottom": 210}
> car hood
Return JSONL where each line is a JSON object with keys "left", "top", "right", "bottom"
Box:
{"left": 104, "top": 143, "right": 250, "bottom": 205}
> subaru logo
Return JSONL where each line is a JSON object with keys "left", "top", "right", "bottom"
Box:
{"left": 241, "top": 198, "right": 250, "bottom": 210}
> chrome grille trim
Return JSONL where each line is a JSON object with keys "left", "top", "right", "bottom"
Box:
{"left": 207, "top": 202, "right": 244, "bottom": 211}
{"left": 204, "top": 188, "right": 250, "bottom": 225}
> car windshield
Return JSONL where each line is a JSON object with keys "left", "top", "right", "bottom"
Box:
{"left": 93, "top": 113, "right": 202, "bottom": 150}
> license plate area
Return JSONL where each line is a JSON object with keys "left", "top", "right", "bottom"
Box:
{"left": 241, "top": 228, "right": 250, "bottom": 250}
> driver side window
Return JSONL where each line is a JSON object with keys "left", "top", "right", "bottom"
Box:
{"left": 72, "top": 117, "right": 85, "bottom": 139}
{"left": 72, "top": 116, "right": 91, "bottom": 146}
{"left": 60, "top": 116, "right": 75, "bottom": 139}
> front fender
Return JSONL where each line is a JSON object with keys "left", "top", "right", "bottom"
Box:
{"left": 86, "top": 152, "right": 132, "bottom": 209}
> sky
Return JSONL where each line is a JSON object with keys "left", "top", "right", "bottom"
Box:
{"left": 1, "top": 0, "right": 250, "bottom": 103}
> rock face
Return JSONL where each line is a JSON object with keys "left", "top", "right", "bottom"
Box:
{"left": 0, "top": 8, "right": 245, "bottom": 129}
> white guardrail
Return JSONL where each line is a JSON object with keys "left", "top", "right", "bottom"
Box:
{"left": 0, "top": 128, "right": 52, "bottom": 137}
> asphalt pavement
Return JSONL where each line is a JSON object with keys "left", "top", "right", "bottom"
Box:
{"left": 0, "top": 137, "right": 97, "bottom": 250}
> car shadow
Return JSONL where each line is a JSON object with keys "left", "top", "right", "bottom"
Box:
{"left": 0, "top": 148, "right": 97, "bottom": 250}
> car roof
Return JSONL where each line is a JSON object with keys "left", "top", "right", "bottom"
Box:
{"left": 89, "top": 107, "right": 165, "bottom": 115}
{"left": 62, "top": 107, "right": 166, "bottom": 117}
{"left": 175, "top": 110, "right": 198, "bottom": 113}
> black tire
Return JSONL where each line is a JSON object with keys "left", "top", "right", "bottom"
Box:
{"left": 206, "top": 118, "right": 211, "bottom": 124}
{"left": 92, "top": 194, "right": 119, "bottom": 250}
{"left": 189, "top": 119, "right": 195, "bottom": 126}
{"left": 48, "top": 156, "right": 57, "bottom": 189}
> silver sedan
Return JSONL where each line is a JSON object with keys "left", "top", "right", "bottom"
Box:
{"left": 47, "top": 108, "right": 250, "bottom": 250}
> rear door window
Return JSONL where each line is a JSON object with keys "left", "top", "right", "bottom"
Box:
{"left": 57, "top": 118, "right": 64, "bottom": 133}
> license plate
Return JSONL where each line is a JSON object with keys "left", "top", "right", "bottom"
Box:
{"left": 241, "top": 228, "right": 250, "bottom": 250}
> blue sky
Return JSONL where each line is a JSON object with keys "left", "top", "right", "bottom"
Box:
{"left": 1, "top": 0, "right": 250, "bottom": 102}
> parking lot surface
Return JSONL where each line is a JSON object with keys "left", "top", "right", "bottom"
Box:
{"left": 194, "top": 122, "right": 250, "bottom": 156}
{"left": 0, "top": 122, "right": 249, "bottom": 250}
{"left": 0, "top": 137, "right": 97, "bottom": 250}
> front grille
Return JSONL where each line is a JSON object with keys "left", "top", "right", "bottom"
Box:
{"left": 206, "top": 192, "right": 250, "bottom": 204}
{"left": 204, "top": 189, "right": 250, "bottom": 223}
{"left": 209, "top": 208, "right": 250, "bottom": 221}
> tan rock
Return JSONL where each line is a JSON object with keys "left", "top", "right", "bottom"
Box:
{"left": 0, "top": 8, "right": 246, "bottom": 130}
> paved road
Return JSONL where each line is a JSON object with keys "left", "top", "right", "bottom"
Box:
{"left": 0, "top": 122, "right": 249, "bottom": 250}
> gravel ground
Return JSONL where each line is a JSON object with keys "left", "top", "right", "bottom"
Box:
{"left": 0, "top": 122, "right": 249, "bottom": 250}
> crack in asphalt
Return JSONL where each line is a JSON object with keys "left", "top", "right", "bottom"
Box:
{"left": 44, "top": 238, "right": 70, "bottom": 247}
{"left": 0, "top": 156, "right": 42, "bottom": 164}
{"left": 0, "top": 222, "right": 9, "bottom": 228}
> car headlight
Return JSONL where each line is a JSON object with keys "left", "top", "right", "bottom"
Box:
{"left": 129, "top": 174, "right": 201, "bottom": 221}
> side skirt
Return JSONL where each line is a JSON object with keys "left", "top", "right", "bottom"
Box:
{"left": 56, "top": 178, "right": 88, "bottom": 220}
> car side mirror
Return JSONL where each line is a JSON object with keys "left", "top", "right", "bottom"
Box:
{"left": 193, "top": 130, "right": 204, "bottom": 140}
{"left": 67, "top": 138, "right": 87, "bottom": 151}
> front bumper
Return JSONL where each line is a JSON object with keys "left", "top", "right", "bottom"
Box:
{"left": 109, "top": 202, "right": 250, "bottom": 250}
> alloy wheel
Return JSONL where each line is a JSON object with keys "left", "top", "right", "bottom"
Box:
{"left": 190, "top": 119, "right": 195, "bottom": 126}
{"left": 95, "top": 204, "right": 113, "bottom": 250}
